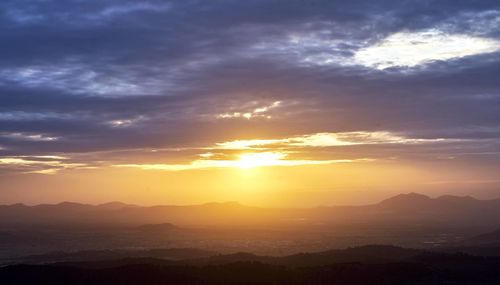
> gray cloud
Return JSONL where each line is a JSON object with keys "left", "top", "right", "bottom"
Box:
{"left": 0, "top": 0, "right": 499, "bottom": 173}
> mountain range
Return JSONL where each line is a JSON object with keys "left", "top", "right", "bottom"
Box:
{"left": 2, "top": 193, "right": 500, "bottom": 229}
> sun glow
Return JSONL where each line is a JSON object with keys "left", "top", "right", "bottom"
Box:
{"left": 236, "top": 152, "right": 286, "bottom": 168}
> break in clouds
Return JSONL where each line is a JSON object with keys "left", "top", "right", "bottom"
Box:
{"left": 1, "top": 0, "right": 500, "bottom": 174}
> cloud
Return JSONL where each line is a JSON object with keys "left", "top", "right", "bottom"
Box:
{"left": 96, "top": 3, "right": 171, "bottom": 19}
{"left": 215, "top": 131, "right": 453, "bottom": 150}
{"left": 116, "top": 151, "right": 356, "bottom": 171}
{"left": 216, "top": 101, "right": 282, "bottom": 119}
{"left": 0, "top": 0, "right": 499, "bottom": 175}
{"left": 112, "top": 131, "right": 457, "bottom": 172}
{"left": 0, "top": 155, "right": 87, "bottom": 174}
{"left": 354, "top": 29, "right": 500, "bottom": 69}
{"left": 0, "top": 132, "right": 59, "bottom": 142}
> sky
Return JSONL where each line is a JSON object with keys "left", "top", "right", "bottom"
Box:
{"left": 1, "top": 0, "right": 500, "bottom": 206}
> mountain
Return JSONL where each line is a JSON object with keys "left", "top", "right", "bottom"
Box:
{"left": 377, "top": 193, "right": 485, "bottom": 211}
{"left": 2, "top": 193, "right": 500, "bottom": 230}
{"left": 96, "top": 202, "right": 137, "bottom": 210}
{"left": 372, "top": 193, "right": 500, "bottom": 226}
{"left": 136, "top": 223, "right": 180, "bottom": 232}
{"left": 377, "top": 192, "right": 433, "bottom": 209}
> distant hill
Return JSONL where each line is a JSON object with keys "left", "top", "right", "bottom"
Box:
{"left": 2, "top": 193, "right": 500, "bottom": 230}
{"left": 377, "top": 192, "right": 433, "bottom": 209}
{"left": 96, "top": 202, "right": 137, "bottom": 210}
{"left": 377, "top": 192, "right": 488, "bottom": 212}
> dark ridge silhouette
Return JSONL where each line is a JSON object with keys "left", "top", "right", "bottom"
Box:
{"left": 3, "top": 245, "right": 500, "bottom": 285}
{"left": 96, "top": 202, "right": 137, "bottom": 210}
{"left": 436, "top": 195, "right": 477, "bottom": 203}
{"left": 377, "top": 192, "right": 432, "bottom": 208}
{"left": 2, "top": 193, "right": 500, "bottom": 228}
{"left": 376, "top": 193, "right": 487, "bottom": 211}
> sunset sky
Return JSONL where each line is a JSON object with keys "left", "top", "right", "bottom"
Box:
{"left": 1, "top": 0, "right": 500, "bottom": 206}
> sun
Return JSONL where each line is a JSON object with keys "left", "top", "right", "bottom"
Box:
{"left": 236, "top": 152, "right": 286, "bottom": 169}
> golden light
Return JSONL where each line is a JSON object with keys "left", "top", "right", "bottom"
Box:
{"left": 236, "top": 152, "right": 287, "bottom": 169}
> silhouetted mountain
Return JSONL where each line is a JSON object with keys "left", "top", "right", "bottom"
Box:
{"left": 436, "top": 195, "right": 478, "bottom": 204}
{"left": 0, "top": 201, "right": 259, "bottom": 226}
{"left": 2, "top": 193, "right": 500, "bottom": 233}
{"left": 378, "top": 193, "right": 432, "bottom": 209}
{"left": 376, "top": 193, "right": 486, "bottom": 212}
{"left": 96, "top": 202, "right": 137, "bottom": 210}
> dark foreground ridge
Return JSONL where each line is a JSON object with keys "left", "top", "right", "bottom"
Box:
{"left": 2, "top": 245, "right": 500, "bottom": 285}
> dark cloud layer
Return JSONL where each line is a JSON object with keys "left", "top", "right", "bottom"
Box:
{"left": 1, "top": 0, "right": 500, "bottom": 173}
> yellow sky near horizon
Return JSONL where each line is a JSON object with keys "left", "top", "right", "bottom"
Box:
{"left": 2, "top": 10, "right": 500, "bottom": 207}
{"left": 1, "top": 155, "right": 499, "bottom": 207}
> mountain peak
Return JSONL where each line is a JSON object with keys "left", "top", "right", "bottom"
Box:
{"left": 97, "top": 201, "right": 135, "bottom": 210}
{"left": 379, "top": 193, "right": 431, "bottom": 205}
{"left": 55, "top": 202, "right": 89, "bottom": 208}
{"left": 436, "top": 195, "right": 477, "bottom": 202}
